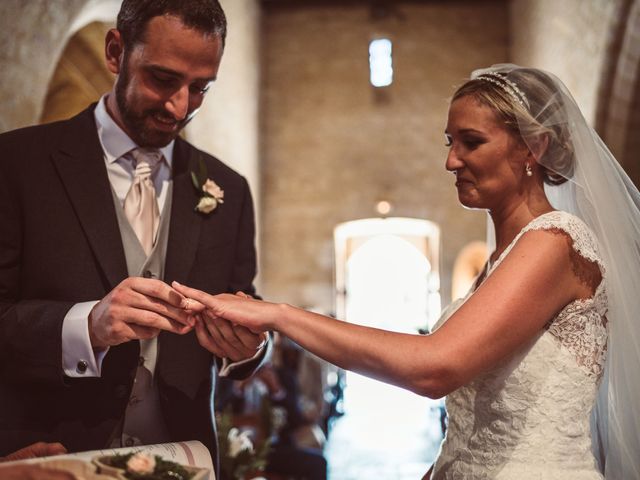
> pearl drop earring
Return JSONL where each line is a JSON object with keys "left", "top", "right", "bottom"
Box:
{"left": 525, "top": 163, "right": 533, "bottom": 177}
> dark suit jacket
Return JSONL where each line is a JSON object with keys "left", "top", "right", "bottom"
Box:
{"left": 0, "top": 105, "right": 266, "bottom": 463}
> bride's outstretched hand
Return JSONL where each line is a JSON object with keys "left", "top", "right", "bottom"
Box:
{"left": 172, "top": 281, "right": 280, "bottom": 334}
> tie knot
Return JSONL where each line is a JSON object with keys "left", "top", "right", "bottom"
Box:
{"left": 130, "top": 148, "right": 163, "bottom": 178}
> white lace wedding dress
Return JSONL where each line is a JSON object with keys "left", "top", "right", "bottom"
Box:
{"left": 431, "top": 211, "right": 608, "bottom": 479}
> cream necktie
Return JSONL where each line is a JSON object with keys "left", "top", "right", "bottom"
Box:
{"left": 123, "top": 148, "right": 162, "bottom": 256}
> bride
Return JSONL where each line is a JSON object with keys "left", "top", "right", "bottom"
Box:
{"left": 175, "top": 65, "right": 640, "bottom": 479}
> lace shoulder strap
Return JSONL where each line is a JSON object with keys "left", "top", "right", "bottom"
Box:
{"left": 519, "top": 211, "right": 605, "bottom": 271}
{"left": 489, "top": 211, "right": 607, "bottom": 281}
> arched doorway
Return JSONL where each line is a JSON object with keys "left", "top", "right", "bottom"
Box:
{"left": 451, "top": 240, "right": 488, "bottom": 301}
{"left": 326, "top": 218, "right": 444, "bottom": 479}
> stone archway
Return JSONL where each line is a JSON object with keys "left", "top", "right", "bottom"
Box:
{"left": 40, "top": 21, "right": 114, "bottom": 124}
{"left": 0, "top": 0, "right": 119, "bottom": 132}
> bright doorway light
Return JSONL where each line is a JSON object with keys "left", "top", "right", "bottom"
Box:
{"left": 334, "top": 217, "right": 441, "bottom": 330}
{"left": 346, "top": 234, "right": 430, "bottom": 332}
{"left": 327, "top": 218, "right": 444, "bottom": 479}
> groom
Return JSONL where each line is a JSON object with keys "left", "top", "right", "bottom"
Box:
{"left": 0, "top": 0, "right": 268, "bottom": 467}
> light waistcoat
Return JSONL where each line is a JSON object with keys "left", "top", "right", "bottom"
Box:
{"left": 110, "top": 184, "right": 173, "bottom": 447}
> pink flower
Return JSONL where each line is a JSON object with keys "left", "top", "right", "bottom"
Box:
{"left": 202, "top": 179, "right": 224, "bottom": 202}
{"left": 195, "top": 178, "right": 224, "bottom": 214}
{"left": 126, "top": 452, "right": 156, "bottom": 475}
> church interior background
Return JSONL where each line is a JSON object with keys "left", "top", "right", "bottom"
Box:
{"left": 1, "top": 0, "right": 639, "bottom": 478}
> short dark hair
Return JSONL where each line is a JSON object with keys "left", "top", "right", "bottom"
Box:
{"left": 117, "top": 0, "right": 227, "bottom": 49}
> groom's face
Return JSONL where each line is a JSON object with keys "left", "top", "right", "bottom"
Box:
{"left": 107, "top": 15, "right": 223, "bottom": 148}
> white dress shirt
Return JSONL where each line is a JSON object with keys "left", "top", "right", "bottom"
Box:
{"left": 61, "top": 96, "right": 173, "bottom": 378}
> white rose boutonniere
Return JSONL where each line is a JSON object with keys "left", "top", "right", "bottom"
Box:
{"left": 195, "top": 196, "right": 218, "bottom": 214}
{"left": 191, "top": 158, "right": 224, "bottom": 214}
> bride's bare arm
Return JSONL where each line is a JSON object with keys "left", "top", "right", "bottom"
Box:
{"left": 174, "top": 229, "right": 595, "bottom": 398}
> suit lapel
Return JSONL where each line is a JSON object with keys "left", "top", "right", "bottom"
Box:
{"left": 50, "top": 106, "right": 128, "bottom": 289}
{"left": 164, "top": 138, "right": 203, "bottom": 284}
{"left": 160, "top": 140, "right": 205, "bottom": 389}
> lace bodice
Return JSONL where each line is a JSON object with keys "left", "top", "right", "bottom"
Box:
{"left": 431, "top": 211, "right": 608, "bottom": 479}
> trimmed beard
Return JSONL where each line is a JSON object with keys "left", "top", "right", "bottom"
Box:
{"left": 114, "top": 52, "right": 191, "bottom": 148}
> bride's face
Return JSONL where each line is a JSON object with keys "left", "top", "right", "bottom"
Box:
{"left": 445, "top": 95, "right": 528, "bottom": 211}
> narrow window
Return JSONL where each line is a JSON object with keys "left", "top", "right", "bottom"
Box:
{"left": 369, "top": 38, "right": 393, "bottom": 87}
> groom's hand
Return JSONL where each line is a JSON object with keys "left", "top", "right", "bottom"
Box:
{"left": 0, "top": 465, "right": 76, "bottom": 480}
{"left": 0, "top": 442, "right": 67, "bottom": 462}
{"left": 88, "top": 278, "right": 194, "bottom": 349}
{"left": 194, "top": 312, "right": 267, "bottom": 361}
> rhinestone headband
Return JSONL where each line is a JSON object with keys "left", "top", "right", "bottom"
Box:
{"left": 476, "top": 73, "right": 530, "bottom": 108}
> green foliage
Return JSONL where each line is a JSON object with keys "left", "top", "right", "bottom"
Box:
{"left": 191, "top": 156, "right": 208, "bottom": 191}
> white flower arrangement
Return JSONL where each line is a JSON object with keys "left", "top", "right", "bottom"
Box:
{"left": 216, "top": 396, "right": 280, "bottom": 480}
{"left": 227, "top": 427, "right": 255, "bottom": 458}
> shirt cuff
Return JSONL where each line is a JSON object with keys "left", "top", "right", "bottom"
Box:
{"left": 62, "top": 301, "right": 108, "bottom": 377}
{"left": 218, "top": 333, "right": 269, "bottom": 377}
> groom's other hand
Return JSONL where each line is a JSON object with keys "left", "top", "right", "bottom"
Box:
{"left": 194, "top": 312, "right": 266, "bottom": 361}
{"left": 88, "top": 278, "right": 194, "bottom": 349}
{"left": 0, "top": 442, "right": 67, "bottom": 462}
{"left": 0, "top": 465, "right": 76, "bottom": 480}
{"left": 0, "top": 442, "right": 71, "bottom": 479}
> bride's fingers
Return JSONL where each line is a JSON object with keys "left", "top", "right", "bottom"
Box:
{"left": 235, "top": 291, "right": 255, "bottom": 299}
{"left": 181, "top": 297, "right": 206, "bottom": 313}
{"left": 173, "top": 282, "right": 221, "bottom": 310}
{"left": 172, "top": 283, "right": 256, "bottom": 327}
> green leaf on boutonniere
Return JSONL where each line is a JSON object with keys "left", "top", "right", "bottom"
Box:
{"left": 191, "top": 157, "right": 209, "bottom": 191}
{"left": 198, "top": 157, "right": 207, "bottom": 183}
{"left": 191, "top": 171, "right": 200, "bottom": 191}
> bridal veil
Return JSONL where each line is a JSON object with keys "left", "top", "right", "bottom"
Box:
{"left": 470, "top": 64, "right": 640, "bottom": 479}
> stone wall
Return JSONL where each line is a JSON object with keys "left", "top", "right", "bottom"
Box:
{"left": 259, "top": 1, "right": 509, "bottom": 311}
{"left": 509, "top": 0, "right": 617, "bottom": 123}
{"left": 186, "top": 0, "right": 262, "bottom": 198}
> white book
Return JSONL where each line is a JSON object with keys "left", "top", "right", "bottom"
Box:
{"left": 0, "top": 440, "right": 215, "bottom": 480}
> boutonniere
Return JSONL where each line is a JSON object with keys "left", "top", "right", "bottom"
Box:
{"left": 191, "top": 158, "right": 224, "bottom": 214}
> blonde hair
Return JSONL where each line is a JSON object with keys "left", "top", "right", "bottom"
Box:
{"left": 452, "top": 70, "right": 574, "bottom": 185}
